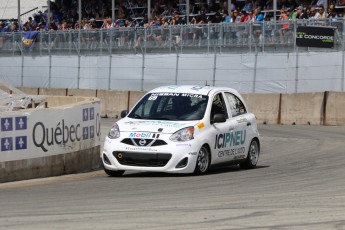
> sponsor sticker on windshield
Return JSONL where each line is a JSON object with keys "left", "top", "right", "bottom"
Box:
{"left": 149, "top": 93, "right": 204, "bottom": 99}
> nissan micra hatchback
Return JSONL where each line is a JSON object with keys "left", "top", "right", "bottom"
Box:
{"left": 102, "top": 85, "right": 260, "bottom": 176}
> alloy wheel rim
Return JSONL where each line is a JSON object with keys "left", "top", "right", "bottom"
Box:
{"left": 249, "top": 141, "right": 259, "bottom": 165}
{"left": 197, "top": 147, "right": 209, "bottom": 172}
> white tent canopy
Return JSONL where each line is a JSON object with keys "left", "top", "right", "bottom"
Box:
{"left": 0, "top": 0, "right": 47, "bottom": 20}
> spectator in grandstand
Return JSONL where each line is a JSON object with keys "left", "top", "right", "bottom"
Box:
{"left": 309, "top": 7, "right": 317, "bottom": 18}
{"left": 253, "top": 8, "right": 264, "bottom": 42}
{"left": 148, "top": 17, "right": 164, "bottom": 46}
{"left": 133, "top": 18, "right": 149, "bottom": 48}
{"left": 170, "top": 12, "right": 186, "bottom": 25}
{"left": 328, "top": 9, "right": 339, "bottom": 21}
{"left": 161, "top": 17, "right": 169, "bottom": 27}
{"left": 0, "top": 22, "right": 6, "bottom": 32}
{"left": 235, "top": 10, "right": 253, "bottom": 45}
{"left": 221, "top": 11, "right": 230, "bottom": 23}
{"left": 59, "top": 21, "right": 73, "bottom": 30}
{"left": 288, "top": 7, "right": 298, "bottom": 19}
{"left": 329, "top": 1, "right": 336, "bottom": 10}
{"left": 296, "top": 6, "right": 309, "bottom": 19}
{"left": 170, "top": 12, "right": 186, "bottom": 46}
{"left": 231, "top": 10, "right": 241, "bottom": 23}
{"left": 190, "top": 11, "right": 207, "bottom": 45}
{"left": 312, "top": 5, "right": 327, "bottom": 19}
{"left": 278, "top": 8, "right": 290, "bottom": 44}
{"left": 115, "top": 18, "right": 126, "bottom": 28}
{"left": 102, "top": 16, "right": 114, "bottom": 29}
{"left": 210, "top": 12, "right": 224, "bottom": 23}
{"left": 0, "top": 22, "right": 5, "bottom": 49}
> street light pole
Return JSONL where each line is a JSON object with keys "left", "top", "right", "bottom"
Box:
{"left": 17, "top": 0, "right": 21, "bottom": 29}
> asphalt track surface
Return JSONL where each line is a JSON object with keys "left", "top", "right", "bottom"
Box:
{"left": 1, "top": 119, "right": 345, "bottom": 230}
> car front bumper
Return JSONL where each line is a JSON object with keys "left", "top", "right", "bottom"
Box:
{"left": 102, "top": 136, "right": 201, "bottom": 174}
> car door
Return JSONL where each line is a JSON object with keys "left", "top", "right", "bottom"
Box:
{"left": 208, "top": 92, "right": 239, "bottom": 165}
{"left": 223, "top": 92, "right": 252, "bottom": 161}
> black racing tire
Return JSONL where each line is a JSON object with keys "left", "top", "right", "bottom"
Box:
{"left": 194, "top": 145, "right": 211, "bottom": 175}
{"left": 240, "top": 139, "right": 260, "bottom": 169}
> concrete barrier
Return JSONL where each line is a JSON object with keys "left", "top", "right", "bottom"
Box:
{"left": 0, "top": 147, "right": 100, "bottom": 183}
{"left": 325, "top": 92, "right": 345, "bottom": 126}
{"left": 128, "top": 91, "right": 147, "bottom": 111}
{"left": 0, "top": 95, "right": 101, "bottom": 183}
{"left": 5, "top": 87, "right": 345, "bottom": 127}
{"left": 67, "top": 89, "right": 97, "bottom": 97}
{"left": 97, "top": 90, "right": 129, "bottom": 118}
{"left": 242, "top": 93, "right": 280, "bottom": 125}
{"left": 280, "top": 92, "right": 324, "bottom": 125}
{"left": 39, "top": 88, "right": 68, "bottom": 96}
{"left": 17, "top": 87, "right": 39, "bottom": 95}
{"left": 44, "top": 95, "right": 91, "bottom": 107}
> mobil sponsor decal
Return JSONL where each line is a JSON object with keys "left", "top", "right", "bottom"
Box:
{"left": 129, "top": 132, "right": 160, "bottom": 138}
{"left": 214, "top": 130, "right": 246, "bottom": 149}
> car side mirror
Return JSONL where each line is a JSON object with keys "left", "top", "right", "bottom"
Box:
{"left": 121, "top": 110, "right": 128, "bottom": 118}
{"left": 212, "top": 113, "right": 226, "bottom": 123}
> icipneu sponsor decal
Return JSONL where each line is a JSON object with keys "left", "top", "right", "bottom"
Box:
{"left": 215, "top": 130, "right": 246, "bottom": 158}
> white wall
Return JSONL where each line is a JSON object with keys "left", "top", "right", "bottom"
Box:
{"left": 0, "top": 52, "right": 344, "bottom": 93}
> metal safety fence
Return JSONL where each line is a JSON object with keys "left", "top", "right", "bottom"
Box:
{"left": 0, "top": 18, "right": 345, "bottom": 56}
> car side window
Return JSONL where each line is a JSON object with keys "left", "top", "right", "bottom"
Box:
{"left": 210, "top": 93, "right": 228, "bottom": 121}
{"left": 224, "top": 92, "right": 247, "bottom": 117}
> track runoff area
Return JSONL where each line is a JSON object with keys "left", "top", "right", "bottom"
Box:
{"left": 1, "top": 119, "right": 345, "bottom": 229}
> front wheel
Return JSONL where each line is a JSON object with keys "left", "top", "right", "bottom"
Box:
{"left": 240, "top": 139, "right": 260, "bottom": 169}
{"left": 194, "top": 145, "right": 211, "bottom": 175}
{"left": 102, "top": 162, "right": 125, "bottom": 177}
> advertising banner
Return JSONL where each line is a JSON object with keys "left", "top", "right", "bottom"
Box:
{"left": 296, "top": 26, "right": 335, "bottom": 48}
{"left": 0, "top": 101, "right": 101, "bottom": 162}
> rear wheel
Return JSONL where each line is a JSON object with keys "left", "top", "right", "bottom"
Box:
{"left": 240, "top": 139, "right": 260, "bottom": 169}
{"left": 194, "top": 145, "right": 210, "bottom": 174}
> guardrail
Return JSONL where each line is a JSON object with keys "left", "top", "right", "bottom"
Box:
{"left": 0, "top": 18, "right": 344, "bottom": 56}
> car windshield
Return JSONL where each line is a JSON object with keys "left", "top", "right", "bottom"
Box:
{"left": 128, "top": 92, "right": 208, "bottom": 121}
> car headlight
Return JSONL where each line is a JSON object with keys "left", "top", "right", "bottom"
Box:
{"left": 170, "top": 126, "right": 194, "bottom": 142}
{"left": 108, "top": 123, "right": 120, "bottom": 139}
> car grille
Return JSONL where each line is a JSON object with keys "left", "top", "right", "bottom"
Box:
{"left": 113, "top": 151, "right": 172, "bottom": 167}
{"left": 121, "top": 138, "right": 167, "bottom": 147}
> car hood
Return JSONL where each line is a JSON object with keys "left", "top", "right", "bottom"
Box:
{"left": 118, "top": 118, "right": 199, "bottom": 134}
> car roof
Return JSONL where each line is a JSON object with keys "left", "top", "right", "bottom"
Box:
{"left": 148, "top": 85, "right": 240, "bottom": 96}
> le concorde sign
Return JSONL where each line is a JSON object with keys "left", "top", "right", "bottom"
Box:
{"left": 296, "top": 26, "right": 336, "bottom": 48}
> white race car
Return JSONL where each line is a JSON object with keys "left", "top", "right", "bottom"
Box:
{"left": 102, "top": 85, "right": 260, "bottom": 176}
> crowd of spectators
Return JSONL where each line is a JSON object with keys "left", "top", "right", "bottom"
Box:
{"left": 1, "top": 0, "right": 345, "bottom": 49}
{"left": 1, "top": 0, "right": 345, "bottom": 33}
